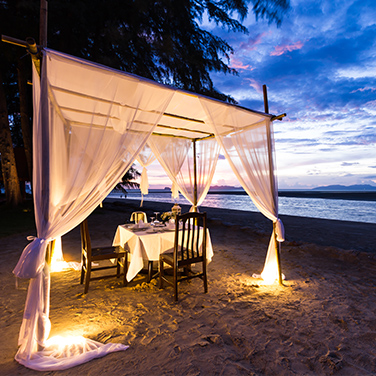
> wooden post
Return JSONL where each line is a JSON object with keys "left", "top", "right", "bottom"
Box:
{"left": 263, "top": 84, "right": 283, "bottom": 285}
{"left": 193, "top": 139, "right": 198, "bottom": 212}
{"left": 39, "top": 0, "right": 48, "bottom": 48}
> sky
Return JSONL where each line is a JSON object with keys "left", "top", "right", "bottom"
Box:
{"left": 142, "top": 0, "right": 376, "bottom": 190}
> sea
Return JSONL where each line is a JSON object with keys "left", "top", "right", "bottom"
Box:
{"left": 108, "top": 189, "right": 376, "bottom": 224}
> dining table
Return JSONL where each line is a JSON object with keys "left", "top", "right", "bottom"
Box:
{"left": 112, "top": 223, "right": 214, "bottom": 282}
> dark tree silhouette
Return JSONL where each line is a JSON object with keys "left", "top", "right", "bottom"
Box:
{"left": 0, "top": 0, "right": 290, "bottom": 202}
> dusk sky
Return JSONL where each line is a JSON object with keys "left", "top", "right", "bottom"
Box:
{"left": 142, "top": 0, "right": 376, "bottom": 190}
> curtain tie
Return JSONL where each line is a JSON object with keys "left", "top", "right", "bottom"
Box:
{"left": 274, "top": 218, "right": 285, "bottom": 242}
{"left": 13, "top": 237, "right": 52, "bottom": 279}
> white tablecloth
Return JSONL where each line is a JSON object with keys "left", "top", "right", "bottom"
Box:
{"left": 112, "top": 225, "right": 213, "bottom": 282}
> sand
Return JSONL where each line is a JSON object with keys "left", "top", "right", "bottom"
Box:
{"left": 0, "top": 199, "right": 376, "bottom": 375}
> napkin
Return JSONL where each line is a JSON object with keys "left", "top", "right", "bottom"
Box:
{"left": 135, "top": 219, "right": 146, "bottom": 229}
{"left": 166, "top": 221, "right": 175, "bottom": 230}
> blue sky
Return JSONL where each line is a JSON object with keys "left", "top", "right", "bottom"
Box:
{"left": 143, "top": 0, "right": 376, "bottom": 189}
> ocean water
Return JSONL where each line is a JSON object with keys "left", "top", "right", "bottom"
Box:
{"left": 108, "top": 191, "right": 376, "bottom": 224}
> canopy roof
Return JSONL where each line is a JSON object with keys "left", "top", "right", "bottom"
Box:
{"left": 47, "top": 49, "right": 273, "bottom": 141}
{"left": 13, "top": 48, "right": 285, "bottom": 372}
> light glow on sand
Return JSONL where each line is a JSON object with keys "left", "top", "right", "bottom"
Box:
{"left": 46, "top": 335, "right": 87, "bottom": 350}
{"left": 50, "top": 237, "right": 81, "bottom": 272}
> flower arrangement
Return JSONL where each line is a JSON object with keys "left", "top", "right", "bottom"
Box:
{"left": 160, "top": 211, "right": 173, "bottom": 223}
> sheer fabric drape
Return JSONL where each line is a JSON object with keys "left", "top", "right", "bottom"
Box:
{"left": 201, "top": 100, "right": 284, "bottom": 282}
{"left": 148, "top": 135, "right": 191, "bottom": 200}
{"left": 136, "top": 143, "right": 156, "bottom": 199}
{"left": 13, "top": 50, "right": 173, "bottom": 370}
{"left": 148, "top": 136, "right": 219, "bottom": 210}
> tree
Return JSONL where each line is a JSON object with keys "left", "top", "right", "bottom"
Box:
{"left": 0, "top": 0, "right": 290, "bottom": 202}
{"left": 46, "top": 0, "right": 290, "bottom": 102}
{"left": 0, "top": 68, "right": 22, "bottom": 206}
{"left": 115, "top": 165, "right": 141, "bottom": 197}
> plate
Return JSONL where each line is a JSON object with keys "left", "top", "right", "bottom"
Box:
{"left": 132, "top": 227, "right": 148, "bottom": 232}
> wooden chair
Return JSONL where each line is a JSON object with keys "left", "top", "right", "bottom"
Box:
{"left": 130, "top": 211, "right": 147, "bottom": 224}
{"left": 159, "top": 212, "right": 208, "bottom": 301}
{"left": 80, "top": 219, "right": 128, "bottom": 293}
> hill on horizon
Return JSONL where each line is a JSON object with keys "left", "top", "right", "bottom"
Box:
{"left": 312, "top": 184, "right": 376, "bottom": 191}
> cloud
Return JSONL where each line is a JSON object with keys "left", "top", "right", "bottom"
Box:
{"left": 307, "top": 168, "right": 321, "bottom": 176}
{"left": 206, "top": 0, "right": 376, "bottom": 188}
{"left": 229, "top": 57, "right": 254, "bottom": 70}
{"left": 238, "top": 32, "right": 270, "bottom": 52}
{"left": 243, "top": 78, "right": 263, "bottom": 93}
{"left": 351, "top": 87, "right": 376, "bottom": 93}
{"left": 341, "top": 162, "right": 359, "bottom": 166}
{"left": 270, "top": 41, "right": 304, "bottom": 56}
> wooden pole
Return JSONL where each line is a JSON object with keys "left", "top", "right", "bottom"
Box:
{"left": 263, "top": 84, "right": 269, "bottom": 114}
{"left": 263, "top": 84, "right": 283, "bottom": 285}
{"left": 193, "top": 139, "right": 198, "bottom": 212}
{"left": 39, "top": 0, "right": 48, "bottom": 48}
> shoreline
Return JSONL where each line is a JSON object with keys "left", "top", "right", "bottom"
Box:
{"left": 209, "top": 190, "right": 376, "bottom": 202}
{"left": 123, "top": 189, "right": 376, "bottom": 202}
{"left": 105, "top": 198, "right": 376, "bottom": 254}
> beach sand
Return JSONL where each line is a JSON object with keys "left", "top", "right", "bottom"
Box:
{"left": 0, "top": 199, "right": 376, "bottom": 375}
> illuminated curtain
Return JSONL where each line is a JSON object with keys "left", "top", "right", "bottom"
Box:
{"left": 136, "top": 143, "right": 156, "bottom": 205}
{"left": 148, "top": 135, "right": 191, "bottom": 201}
{"left": 201, "top": 99, "right": 284, "bottom": 283}
{"left": 13, "top": 50, "right": 173, "bottom": 371}
{"left": 148, "top": 136, "right": 219, "bottom": 210}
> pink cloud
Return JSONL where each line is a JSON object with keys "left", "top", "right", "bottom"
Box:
{"left": 229, "top": 58, "right": 254, "bottom": 70}
{"left": 244, "top": 78, "right": 263, "bottom": 94}
{"left": 351, "top": 87, "right": 376, "bottom": 93}
{"left": 239, "top": 32, "right": 270, "bottom": 52}
{"left": 270, "top": 41, "right": 304, "bottom": 56}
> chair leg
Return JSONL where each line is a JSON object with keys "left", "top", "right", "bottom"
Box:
{"left": 159, "top": 258, "right": 164, "bottom": 289}
{"left": 147, "top": 261, "right": 153, "bottom": 282}
{"left": 173, "top": 264, "right": 178, "bottom": 301}
{"left": 116, "top": 256, "right": 121, "bottom": 278}
{"left": 84, "top": 261, "right": 91, "bottom": 294}
{"left": 80, "top": 256, "right": 85, "bottom": 284}
{"left": 203, "top": 260, "right": 208, "bottom": 293}
{"left": 123, "top": 253, "right": 128, "bottom": 287}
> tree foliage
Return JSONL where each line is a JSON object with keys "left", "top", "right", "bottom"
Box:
{"left": 44, "top": 0, "right": 289, "bottom": 101}
{"left": 0, "top": 0, "right": 290, "bottom": 202}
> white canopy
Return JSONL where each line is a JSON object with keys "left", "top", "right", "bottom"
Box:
{"left": 13, "top": 49, "right": 284, "bottom": 371}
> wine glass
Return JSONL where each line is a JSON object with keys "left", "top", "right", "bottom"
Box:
{"left": 150, "top": 216, "right": 155, "bottom": 226}
{"left": 154, "top": 212, "right": 160, "bottom": 225}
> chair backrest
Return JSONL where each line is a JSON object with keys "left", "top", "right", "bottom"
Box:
{"left": 130, "top": 211, "right": 148, "bottom": 224}
{"left": 174, "top": 212, "right": 207, "bottom": 266}
{"left": 80, "top": 219, "right": 92, "bottom": 258}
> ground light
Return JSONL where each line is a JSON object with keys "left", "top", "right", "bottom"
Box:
{"left": 50, "top": 237, "right": 80, "bottom": 272}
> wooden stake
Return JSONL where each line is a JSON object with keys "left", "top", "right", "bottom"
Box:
{"left": 263, "top": 84, "right": 283, "bottom": 285}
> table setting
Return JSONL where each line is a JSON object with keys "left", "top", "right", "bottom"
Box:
{"left": 112, "top": 207, "right": 213, "bottom": 282}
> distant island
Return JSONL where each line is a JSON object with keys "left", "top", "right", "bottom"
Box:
{"left": 142, "top": 184, "right": 376, "bottom": 201}
{"left": 205, "top": 184, "right": 376, "bottom": 201}
{"left": 312, "top": 184, "right": 376, "bottom": 191}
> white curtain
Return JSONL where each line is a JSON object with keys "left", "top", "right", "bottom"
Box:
{"left": 201, "top": 100, "right": 284, "bottom": 282}
{"left": 13, "top": 50, "right": 173, "bottom": 370}
{"left": 148, "top": 135, "right": 191, "bottom": 200}
{"left": 136, "top": 143, "right": 156, "bottom": 199}
{"left": 148, "top": 136, "right": 219, "bottom": 210}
